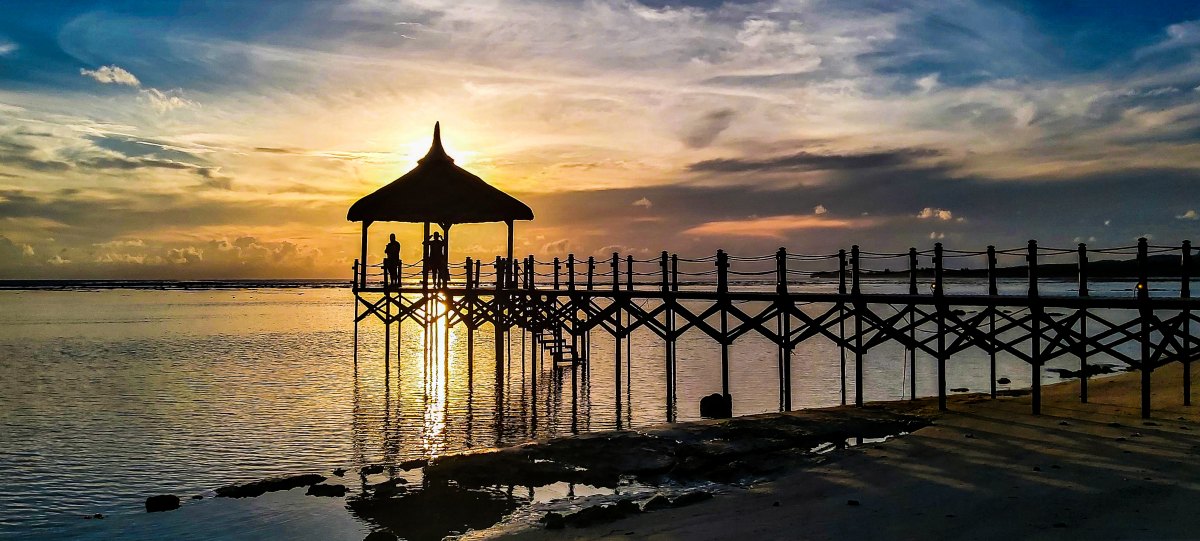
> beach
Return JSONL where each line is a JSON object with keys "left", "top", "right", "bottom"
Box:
{"left": 483, "top": 364, "right": 1200, "bottom": 540}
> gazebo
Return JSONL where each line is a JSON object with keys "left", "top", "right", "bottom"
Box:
{"left": 347, "top": 122, "right": 534, "bottom": 288}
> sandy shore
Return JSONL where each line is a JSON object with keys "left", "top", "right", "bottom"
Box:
{"left": 489, "top": 365, "right": 1200, "bottom": 540}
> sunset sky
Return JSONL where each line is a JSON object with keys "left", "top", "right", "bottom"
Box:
{"left": 1, "top": 0, "right": 1198, "bottom": 278}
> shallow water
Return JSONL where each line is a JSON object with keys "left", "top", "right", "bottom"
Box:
{"left": 0, "top": 278, "right": 1184, "bottom": 538}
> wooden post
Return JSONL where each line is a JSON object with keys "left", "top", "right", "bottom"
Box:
{"left": 611, "top": 253, "right": 621, "bottom": 427}
{"left": 527, "top": 256, "right": 535, "bottom": 290}
{"left": 465, "top": 257, "right": 474, "bottom": 290}
{"left": 1028, "top": 240, "right": 1041, "bottom": 415}
{"left": 587, "top": 256, "right": 595, "bottom": 291}
{"left": 838, "top": 249, "right": 847, "bottom": 406}
{"left": 1077, "top": 243, "right": 1089, "bottom": 403}
{"left": 568, "top": 254, "right": 576, "bottom": 291}
{"left": 353, "top": 260, "right": 359, "bottom": 366}
{"left": 671, "top": 254, "right": 679, "bottom": 292}
{"left": 553, "top": 257, "right": 561, "bottom": 290}
{"left": 360, "top": 222, "right": 370, "bottom": 289}
{"left": 1183, "top": 240, "right": 1193, "bottom": 406}
{"left": 1138, "top": 237, "right": 1151, "bottom": 419}
{"left": 506, "top": 220, "right": 515, "bottom": 289}
{"left": 908, "top": 247, "right": 918, "bottom": 401}
{"left": 717, "top": 250, "right": 730, "bottom": 399}
{"left": 851, "top": 245, "right": 863, "bottom": 406}
{"left": 777, "top": 247, "right": 791, "bottom": 411}
{"left": 934, "top": 243, "right": 946, "bottom": 411}
{"left": 661, "top": 251, "right": 673, "bottom": 421}
{"left": 987, "top": 245, "right": 998, "bottom": 399}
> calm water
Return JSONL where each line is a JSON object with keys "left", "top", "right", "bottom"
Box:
{"left": 0, "top": 278, "right": 1180, "bottom": 538}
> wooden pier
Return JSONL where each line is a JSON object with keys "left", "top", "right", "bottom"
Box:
{"left": 353, "top": 238, "right": 1198, "bottom": 420}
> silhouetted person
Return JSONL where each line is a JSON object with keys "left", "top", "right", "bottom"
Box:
{"left": 383, "top": 234, "right": 401, "bottom": 286}
{"left": 424, "top": 232, "right": 448, "bottom": 288}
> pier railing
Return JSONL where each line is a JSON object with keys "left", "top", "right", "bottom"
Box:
{"left": 352, "top": 238, "right": 1197, "bottom": 420}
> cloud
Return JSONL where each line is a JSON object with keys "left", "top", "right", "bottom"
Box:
{"left": 813, "top": 204, "right": 827, "bottom": 215}
{"left": 917, "top": 207, "right": 954, "bottom": 221}
{"left": 541, "top": 238, "right": 571, "bottom": 254}
{"left": 684, "top": 214, "right": 872, "bottom": 238}
{"left": 633, "top": 197, "right": 653, "bottom": 209}
{"left": 681, "top": 109, "right": 736, "bottom": 148}
{"left": 0, "top": 40, "right": 16, "bottom": 56}
{"left": 929, "top": 232, "right": 945, "bottom": 239}
{"left": 1178, "top": 209, "right": 1198, "bottom": 220}
{"left": 138, "top": 88, "right": 198, "bottom": 113}
{"left": 80, "top": 65, "right": 141, "bottom": 86}
{"left": 688, "top": 148, "right": 941, "bottom": 174}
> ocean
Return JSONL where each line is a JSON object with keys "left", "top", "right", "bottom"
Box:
{"left": 0, "top": 277, "right": 1180, "bottom": 539}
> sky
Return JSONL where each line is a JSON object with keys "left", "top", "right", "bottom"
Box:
{"left": 0, "top": 0, "right": 1198, "bottom": 279}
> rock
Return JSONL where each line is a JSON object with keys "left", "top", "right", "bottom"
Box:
{"left": 641, "top": 494, "right": 671, "bottom": 512}
{"left": 671, "top": 490, "right": 713, "bottom": 507}
{"left": 772, "top": 501, "right": 780, "bottom": 507}
{"left": 145, "top": 494, "right": 180, "bottom": 513}
{"left": 614, "top": 498, "right": 641, "bottom": 515}
{"left": 1053, "top": 522, "right": 1067, "bottom": 528}
{"left": 398, "top": 458, "right": 428, "bottom": 470}
{"left": 1059, "top": 421, "right": 1070, "bottom": 426}
{"left": 997, "top": 377, "right": 1011, "bottom": 385}
{"left": 699, "top": 393, "right": 733, "bottom": 419}
{"left": 191, "top": 495, "right": 203, "bottom": 500}
{"left": 1107, "top": 422, "right": 1123, "bottom": 428}
{"left": 541, "top": 512, "right": 565, "bottom": 530}
{"left": 564, "top": 504, "right": 629, "bottom": 527}
{"left": 306, "top": 483, "right": 349, "bottom": 497}
{"left": 368, "top": 478, "right": 409, "bottom": 498}
{"left": 1143, "top": 421, "right": 1159, "bottom": 427}
{"left": 950, "top": 387, "right": 969, "bottom": 393}
{"left": 964, "top": 433, "right": 976, "bottom": 439}
{"left": 1032, "top": 466, "right": 1041, "bottom": 472}
{"left": 847, "top": 499, "right": 860, "bottom": 506}
{"left": 333, "top": 468, "right": 347, "bottom": 477}
{"left": 216, "top": 474, "right": 327, "bottom": 498}
{"left": 364, "top": 531, "right": 398, "bottom": 541}
{"left": 361, "top": 465, "right": 385, "bottom": 475}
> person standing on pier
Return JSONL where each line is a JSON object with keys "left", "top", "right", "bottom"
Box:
{"left": 424, "top": 232, "right": 448, "bottom": 288}
{"left": 384, "top": 234, "right": 401, "bottom": 286}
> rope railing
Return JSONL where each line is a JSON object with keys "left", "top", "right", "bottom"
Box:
{"left": 350, "top": 238, "right": 1192, "bottom": 298}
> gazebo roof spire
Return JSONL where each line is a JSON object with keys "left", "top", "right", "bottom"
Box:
{"left": 418, "top": 121, "right": 453, "bottom": 164}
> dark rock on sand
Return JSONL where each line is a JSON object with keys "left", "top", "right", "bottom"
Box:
{"left": 700, "top": 393, "right": 733, "bottom": 419}
{"left": 641, "top": 494, "right": 671, "bottom": 511}
{"left": 950, "top": 387, "right": 969, "bottom": 393}
{"left": 1046, "top": 364, "right": 1118, "bottom": 379}
{"left": 541, "top": 512, "right": 565, "bottom": 529}
{"left": 191, "top": 495, "right": 203, "bottom": 500}
{"left": 364, "top": 531, "right": 398, "bottom": 541}
{"left": 997, "top": 377, "right": 1011, "bottom": 385}
{"left": 368, "top": 478, "right": 409, "bottom": 498}
{"left": 348, "top": 484, "right": 520, "bottom": 541}
{"left": 145, "top": 494, "right": 180, "bottom": 512}
{"left": 216, "top": 474, "right": 326, "bottom": 498}
{"left": 671, "top": 490, "right": 713, "bottom": 507}
{"left": 333, "top": 468, "right": 347, "bottom": 477}
{"left": 398, "top": 458, "right": 428, "bottom": 470}
{"left": 306, "top": 483, "right": 349, "bottom": 497}
{"left": 564, "top": 501, "right": 639, "bottom": 527}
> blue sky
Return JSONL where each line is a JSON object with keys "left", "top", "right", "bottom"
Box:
{"left": 0, "top": 0, "right": 1198, "bottom": 278}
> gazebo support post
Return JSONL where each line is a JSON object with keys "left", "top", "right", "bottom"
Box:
{"left": 359, "top": 221, "right": 371, "bottom": 289}
{"left": 506, "top": 220, "right": 515, "bottom": 289}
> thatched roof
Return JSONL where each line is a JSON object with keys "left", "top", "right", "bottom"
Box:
{"left": 347, "top": 123, "right": 534, "bottom": 224}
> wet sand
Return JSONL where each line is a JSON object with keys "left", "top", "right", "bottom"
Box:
{"left": 487, "top": 364, "right": 1200, "bottom": 540}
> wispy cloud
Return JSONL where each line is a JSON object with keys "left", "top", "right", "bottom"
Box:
{"left": 80, "top": 65, "right": 141, "bottom": 86}
{"left": 684, "top": 214, "right": 873, "bottom": 239}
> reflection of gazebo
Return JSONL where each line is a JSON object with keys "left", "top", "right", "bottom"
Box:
{"left": 347, "top": 122, "right": 534, "bottom": 288}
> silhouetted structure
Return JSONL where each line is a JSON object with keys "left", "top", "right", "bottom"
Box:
{"left": 347, "top": 122, "right": 534, "bottom": 290}
{"left": 354, "top": 236, "right": 1197, "bottom": 423}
